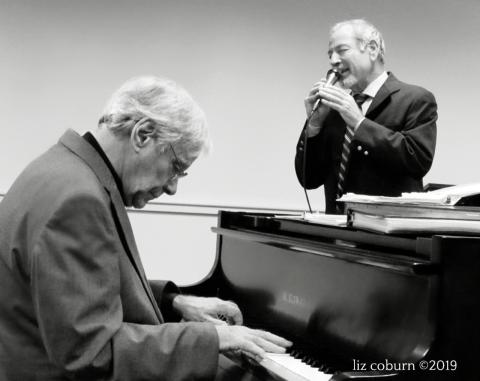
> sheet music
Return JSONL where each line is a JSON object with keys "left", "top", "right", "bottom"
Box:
{"left": 276, "top": 213, "right": 348, "bottom": 227}
{"left": 339, "top": 182, "right": 480, "bottom": 206}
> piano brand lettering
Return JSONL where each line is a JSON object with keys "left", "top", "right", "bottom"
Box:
{"left": 281, "top": 291, "right": 306, "bottom": 307}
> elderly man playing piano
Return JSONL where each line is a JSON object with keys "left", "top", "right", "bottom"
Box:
{"left": 0, "top": 76, "right": 291, "bottom": 380}
{"left": 295, "top": 19, "right": 437, "bottom": 214}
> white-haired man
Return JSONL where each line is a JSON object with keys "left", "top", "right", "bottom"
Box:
{"left": 0, "top": 76, "right": 291, "bottom": 380}
{"left": 295, "top": 19, "right": 437, "bottom": 214}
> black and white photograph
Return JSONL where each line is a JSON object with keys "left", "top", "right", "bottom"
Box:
{"left": 1, "top": 1, "right": 479, "bottom": 380}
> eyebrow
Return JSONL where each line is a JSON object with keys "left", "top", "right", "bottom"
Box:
{"left": 328, "top": 43, "right": 350, "bottom": 56}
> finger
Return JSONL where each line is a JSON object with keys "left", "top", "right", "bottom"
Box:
{"left": 305, "top": 94, "right": 320, "bottom": 105}
{"left": 239, "top": 339, "right": 266, "bottom": 362}
{"left": 318, "top": 86, "right": 344, "bottom": 99}
{"left": 222, "top": 302, "right": 243, "bottom": 325}
{"left": 308, "top": 81, "right": 327, "bottom": 96}
{"left": 323, "top": 84, "right": 348, "bottom": 95}
{"left": 318, "top": 89, "right": 344, "bottom": 105}
{"left": 254, "top": 330, "right": 293, "bottom": 348}
{"left": 311, "top": 80, "right": 326, "bottom": 89}
{"left": 242, "top": 350, "right": 264, "bottom": 364}
{"left": 204, "top": 315, "right": 228, "bottom": 326}
{"left": 319, "top": 86, "right": 349, "bottom": 101}
{"left": 320, "top": 99, "right": 341, "bottom": 112}
{"left": 308, "top": 86, "right": 321, "bottom": 97}
{"left": 251, "top": 335, "right": 288, "bottom": 354}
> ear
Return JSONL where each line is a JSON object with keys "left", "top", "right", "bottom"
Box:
{"left": 131, "top": 118, "right": 156, "bottom": 152}
{"left": 367, "top": 40, "right": 380, "bottom": 61}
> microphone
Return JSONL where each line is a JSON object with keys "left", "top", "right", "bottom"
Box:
{"left": 311, "top": 69, "right": 339, "bottom": 113}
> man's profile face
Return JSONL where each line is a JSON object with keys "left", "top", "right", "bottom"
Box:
{"left": 121, "top": 135, "right": 190, "bottom": 209}
{"left": 328, "top": 25, "right": 374, "bottom": 92}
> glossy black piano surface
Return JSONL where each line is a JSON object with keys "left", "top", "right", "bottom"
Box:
{"left": 183, "top": 211, "right": 480, "bottom": 381}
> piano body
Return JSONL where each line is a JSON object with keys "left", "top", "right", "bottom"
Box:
{"left": 182, "top": 211, "right": 480, "bottom": 381}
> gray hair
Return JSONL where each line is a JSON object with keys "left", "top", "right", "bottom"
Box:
{"left": 99, "top": 76, "right": 210, "bottom": 160}
{"left": 330, "top": 19, "right": 386, "bottom": 63}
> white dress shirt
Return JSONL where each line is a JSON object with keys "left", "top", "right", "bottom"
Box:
{"left": 354, "top": 71, "right": 388, "bottom": 129}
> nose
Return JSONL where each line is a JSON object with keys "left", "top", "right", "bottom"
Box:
{"left": 163, "top": 178, "right": 178, "bottom": 195}
{"left": 329, "top": 51, "right": 341, "bottom": 67}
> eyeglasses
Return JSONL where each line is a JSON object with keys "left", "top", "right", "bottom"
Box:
{"left": 168, "top": 144, "right": 188, "bottom": 181}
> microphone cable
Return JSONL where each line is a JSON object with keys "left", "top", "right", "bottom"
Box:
{"left": 301, "top": 109, "right": 316, "bottom": 214}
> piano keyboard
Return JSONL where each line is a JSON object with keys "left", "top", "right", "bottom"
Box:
{"left": 260, "top": 353, "right": 333, "bottom": 381}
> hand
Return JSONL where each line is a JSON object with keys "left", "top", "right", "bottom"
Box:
{"left": 304, "top": 79, "right": 328, "bottom": 116}
{"left": 215, "top": 325, "right": 292, "bottom": 363}
{"left": 318, "top": 85, "right": 364, "bottom": 128}
{"left": 304, "top": 80, "right": 332, "bottom": 134}
{"left": 172, "top": 295, "right": 243, "bottom": 325}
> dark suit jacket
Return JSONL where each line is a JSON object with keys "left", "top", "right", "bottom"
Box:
{"left": 0, "top": 130, "right": 218, "bottom": 380}
{"left": 295, "top": 73, "right": 437, "bottom": 214}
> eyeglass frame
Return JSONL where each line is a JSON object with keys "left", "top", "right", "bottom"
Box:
{"left": 168, "top": 144, "right": 188, "bottom": 182}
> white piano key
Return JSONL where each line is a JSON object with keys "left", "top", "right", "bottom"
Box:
{"left": 261, "top": 353, "right": 333, "bottom": 381}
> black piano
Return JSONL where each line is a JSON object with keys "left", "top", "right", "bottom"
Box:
{"left": 183, "top": 211, "right": 480, "bottom": 381}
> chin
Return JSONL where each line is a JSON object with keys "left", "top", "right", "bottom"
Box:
{"left": 342, "top": 76, "right": 357, "bottom": 90}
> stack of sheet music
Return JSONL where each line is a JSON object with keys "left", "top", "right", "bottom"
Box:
{"left": 337, "top": 183, "right": 480, "bottom": 235}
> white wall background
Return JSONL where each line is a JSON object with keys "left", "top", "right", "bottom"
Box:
{"left": 2, "top": 0, "right": 480, "bottom": 284}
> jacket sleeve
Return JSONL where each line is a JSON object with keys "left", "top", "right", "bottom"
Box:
{"left": 149, "top": 280, "right": 182, "bottom": 322}
{"left": 353, "top": 88, "right": 437, "bottom": 178}
{"left": 30, "top": 192, "right": 219, "bottom": 381}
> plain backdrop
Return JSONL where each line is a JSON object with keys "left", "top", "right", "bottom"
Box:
{"left": 2, "top": 0, "right": 480, "bottom": 211}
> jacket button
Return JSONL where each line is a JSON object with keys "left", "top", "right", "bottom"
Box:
{"left": 357, "top": 145, "right": 362, "bottom": 151}
{"left": 364, "top": 150, "right": 369, "bottom": 156}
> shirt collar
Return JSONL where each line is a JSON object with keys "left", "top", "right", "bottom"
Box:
{"left": 362, "top": 71, "right": 388, "bottom": 98}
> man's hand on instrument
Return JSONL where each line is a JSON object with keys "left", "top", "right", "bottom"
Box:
{"left": 318, "top": 85, "right": 364, "bottom": 128}
{"left": 215, "top": 325, "right": 292, "bottom": 363}
{"left": 172, "top": 295, "right": 243, "bottom": 325}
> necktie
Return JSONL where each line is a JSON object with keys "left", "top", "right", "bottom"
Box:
{"left": 335, "top": 93, "right": 370, "bottom": 209}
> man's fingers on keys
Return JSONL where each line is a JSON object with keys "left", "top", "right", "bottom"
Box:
{"left": 221, "top": 301, "right": 243, "bottom": 325}
{"left": 240, "top": 339, "right": 266, "bottom": 363}
{"left": 205, "top": 315, "right": 228, "bottom": 326}
{"left": 251, "top": 335, "right": 288, "bottom": 354}
{"left": 255, "top": 329, "right": 293, "bottom": 348}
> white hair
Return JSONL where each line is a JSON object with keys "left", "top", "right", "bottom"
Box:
{"left": 330, "top": 19, "right": 386, "bottom": 63}
{"left": 99, "top": 76, "right": 210, "bottom": 160}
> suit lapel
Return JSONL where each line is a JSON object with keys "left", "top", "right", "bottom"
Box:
{"left": 59, "top": 129, "right": 163, "bottom": 323}
{"left": 108, "top": 191, "right": 163, "bottom": 322}
{"left": 366, "top": 73, "right": 401, "bottom": 118}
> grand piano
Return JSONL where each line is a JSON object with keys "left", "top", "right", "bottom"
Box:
{"left": 183, "top": 210, "right": 480, "bottom": 381}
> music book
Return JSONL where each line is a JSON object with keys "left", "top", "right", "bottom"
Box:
{"left": 338, "top": 182, "right": 480, "bottom": 207}
{"left": 338, "top": 182, "right": 480, "bottom": 222}
{"left": 343, "top": 202, "right": 480, "bottom": 220}
{"left": 349, "top": 212, "right": 480, "bottom": 235}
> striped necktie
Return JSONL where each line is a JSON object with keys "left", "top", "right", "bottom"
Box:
{"left": 335, "top": 93, "right": 370, "bottom": 208}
